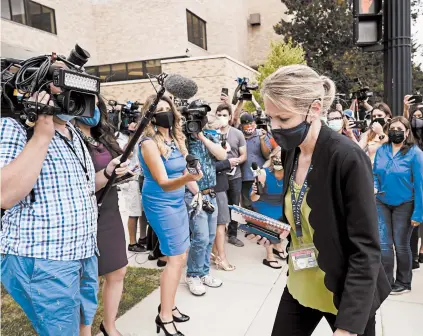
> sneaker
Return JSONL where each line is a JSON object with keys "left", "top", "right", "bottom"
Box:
{"left": 186, "top": 276, "right": 206, "bottom": 296}
{"left": 201, "top": 274, "right": 223, "bottom": 288}
{"left": 390, "top": 284, "right": 411, "bottom": 295}
{"left": 128, "top": 243, "right": 147, "bottom": 253}
{"left": 412, "top": 260, "right": 420, "bottom": 271}
{"left": 138, "top": 236, "right": 147, "bottom": 247}
{"left": 228, "top": 236, "right": 244, "bottom": 247}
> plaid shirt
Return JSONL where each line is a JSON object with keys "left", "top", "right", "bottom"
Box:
{"left": 0, "top": 118, "right": 98, "bottom": 261}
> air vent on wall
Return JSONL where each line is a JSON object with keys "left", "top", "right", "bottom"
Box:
{"left": 249, "top": 13, "right": 261, "bottom": 26}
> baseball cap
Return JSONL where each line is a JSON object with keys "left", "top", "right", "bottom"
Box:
{"left": 240, "top": 113, "right": 254, "bottom": 124}
{"left": 343, "top": 109, "right": 355, "bottom": 120}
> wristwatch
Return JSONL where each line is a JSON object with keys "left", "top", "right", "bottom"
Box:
{"left": 104, "top": 169, "right": 112, "bottom": 179}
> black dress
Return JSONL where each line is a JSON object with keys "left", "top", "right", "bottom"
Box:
{"left": 91, "top": 144, "right": 128, "bottom": 276}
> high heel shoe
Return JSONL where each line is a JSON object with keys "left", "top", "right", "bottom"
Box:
{"left": 155, "top": 314, "right": 184, "bottom": 336}
{"left": 210, "top": 252, "right": 217, "bottom": 264}
{"left": 99, "top": 322, "right": 109, "bottom": 336}
{"left": 158, "top": 304, "right": 190, "bottom": 322}
{"left": 215, "top": 256, "right": 236, "bottom": 271}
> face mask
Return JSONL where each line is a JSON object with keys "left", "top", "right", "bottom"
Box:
{"left": 77, "top": 106, "right": 101, "bottom": 127}
{"left": 328, "top": 119, "right": 343, "bottom": 132}
{"left": 388, "top": 130, "right": 405, "bottom": 144}
{"left": 242, "top": 124, "right": 256, "bottom": 136}
{"left": 372, "top": 118, "right": 386, "bottom": 127}
{"left": 56, "top": 114, "right": 76, "bottom": 122}
{"left": 217, "top": 116, "right": 229, "bottom": 128}
{"left": 271, "top": 108, "right": 311, "bottom": 151}
{"left": 411, "top": 117, "right": 423, "bottom": 130}
{"left": 152, "top": 111, "right": 174, "bottom": 129}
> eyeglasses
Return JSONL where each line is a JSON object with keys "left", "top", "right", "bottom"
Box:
{"left": 327, "top": 117, "right": 343, "bottom": 121}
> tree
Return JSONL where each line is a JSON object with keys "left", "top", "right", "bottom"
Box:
{"left": 274, "top": 0, "right": 423, "bottom": 101}
{"left": 244, "top": 39, "right": 306, "bottom": 112}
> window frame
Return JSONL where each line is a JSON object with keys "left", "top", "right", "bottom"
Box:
{"left": 1, "top": 0, "right": 57, "bottom": 34}
{"left": 186, "top": 9, "right": 207, "bottom": 50}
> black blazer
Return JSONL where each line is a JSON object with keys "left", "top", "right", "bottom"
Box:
{"left": 282, "top": 125, "right": 391, "bottom": 335}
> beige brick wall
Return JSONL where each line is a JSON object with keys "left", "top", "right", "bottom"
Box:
{"left": 247, "top": 0, "right": 290, "bottom": 68}
{"left": 1, "top": 0, "right": 98, "bottom": 62}
{"left": 99, "top": 55, "right": 258, "bottom": 111}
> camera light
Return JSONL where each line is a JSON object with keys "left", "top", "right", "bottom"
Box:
{"left": 64, "top": 73, "right": 98, "bottom": 92}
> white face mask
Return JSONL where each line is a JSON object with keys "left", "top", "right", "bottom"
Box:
{"left": 328, "top": 119, "right": 343, "bottom": 132}
{"left": 217, "top": 116, "right": 229, "bottom": 128}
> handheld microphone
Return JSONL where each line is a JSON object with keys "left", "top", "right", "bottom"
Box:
{"left": 251, "top": 162, "right": 264, "bottom": 195}
{"left": 164, "top": 74, "right": 198, "bottom": 99}
{"left": 186, "top": 154, "right": 201, "bottom": 175}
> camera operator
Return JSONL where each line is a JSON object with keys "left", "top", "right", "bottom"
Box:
{"left": 0, "top": 82, "right": 129, "bottom": 335}
{"left": 219, "top": 90, "right": 245, "bottom": 129}
{"left": 239, "top": 112, "right": 272, "bottom": 212}
{"left": 184, "top": 100, "right": 228, "bottom": 296}
{"left": 216, "top": 103, "right": 247, "bottom": 247}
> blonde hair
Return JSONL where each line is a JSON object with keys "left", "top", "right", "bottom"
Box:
{"left": 261, "top": 64, "right": 336, "bottom": 117}
{"left": 263, "top": 146, "right": 282, "bottom": 171}
{"left": 141, "top": 95, "right": 187, "bottom": 159}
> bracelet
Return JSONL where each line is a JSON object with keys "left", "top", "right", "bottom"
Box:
{"left": 103, "top": 169, "right": 112, "bottom": 180}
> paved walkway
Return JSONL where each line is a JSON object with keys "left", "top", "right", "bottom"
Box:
{"left": 112, "top": 207, "right": 423, "bottom": 336}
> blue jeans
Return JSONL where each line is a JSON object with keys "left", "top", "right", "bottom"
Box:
{"left": 1, "top": 254, "right": 98, "bottom": 335}
{"left": 185, "top": 192, "right": 218, "bottom": 278}
{"left": 376, "top": 199, "right": 414, "bottom": 288}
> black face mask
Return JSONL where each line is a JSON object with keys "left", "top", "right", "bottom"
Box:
{"left": 411, "top": 117, "right": 423, "bottom": 130}
{"left": 271, "top": 107, "right": 312, "bottom": 151}
{"left": 388, "top": 130, "right": 405, "bottom": 144}
{"left": 152, "top": 112, "right": 174, "bottom": 129}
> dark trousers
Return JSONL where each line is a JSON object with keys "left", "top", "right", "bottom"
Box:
{"left": 411, "top": 226, "right": 420, "bottom": 260}
{"left": 227, "top": 177, "right": 242, "bottom": 237}
{"left": 241, "top": 180, "right": 254, "bottom": 211}
{"left": 272, "top": 287, "right": 376, "bottom": 336}
{"left": 376, "top": 199, "right": 414, "bottom": 288}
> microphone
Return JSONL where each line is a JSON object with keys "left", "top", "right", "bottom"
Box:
{"left": 186, "top": 154, "right": 201, "bottom": 175}
{"left": 164, "top": 74, "right": 198, "bottom": 99}
{"left": 251, "top": 162, "right": 264, "bottom": 195}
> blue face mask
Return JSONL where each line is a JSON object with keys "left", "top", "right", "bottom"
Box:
{"left": 56, "top": 114, "right": 76, "bottom": 122}
{"left": 77, "top": 106, "right": 101, "bottom": 127}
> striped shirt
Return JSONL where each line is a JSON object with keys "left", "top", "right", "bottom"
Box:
{"left": 0, "top": 118, "right": 98, "bottom": 260}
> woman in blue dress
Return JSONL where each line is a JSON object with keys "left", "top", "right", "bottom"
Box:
{"left": 138, "top": 95, "right": 202, "bottom": 336}
{"left": 250, "top": 146, "right": 288, "bottom": 269}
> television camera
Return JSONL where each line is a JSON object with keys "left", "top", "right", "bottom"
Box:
{"left": 179, "top": 99, "right": 211, "bottom": 135}
{"left": 351, "top": 78, "right": 373, "bottom": 102}
{"left": 232, "top": 77, "right": 259, "bottom": 105}
{"left": 108, "top": 100, "right": 142, "bottom": 135}
{"left": 254, "top": 107, "right": 270, "bottom": 130}
{"left": 1, "top": 44, "right": 100, "bottom": 125}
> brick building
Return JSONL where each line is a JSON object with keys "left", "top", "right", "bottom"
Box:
{"left": 1, "top": 0, "right": 289, "bottom": 107}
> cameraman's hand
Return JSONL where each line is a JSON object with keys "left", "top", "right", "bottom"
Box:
{"left": 186, "top": 169, "right": 203, "bottom": 182}
{"left": 106, "top": 155, "right": 130, "bottom": 177}
{"left": 229, "top": 158, "right": 240, "bottom": 168}
{"left": 259, "top": 129, "right": 267, "bottom": 140}
{"left": 220, "top": 94, "right": 229, "bottom": 104}
{"left": 29, "top": 91, "right": 55, "bottom": 141}
{"left": 128, "top": 122, "right": 137, "bottom": 132}
{"left": 371, "top": 121, "right": 383, "bottom": 135}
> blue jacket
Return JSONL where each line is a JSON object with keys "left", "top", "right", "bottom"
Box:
{"left": 373, "top": 144, "right": 423, "bottom": 223}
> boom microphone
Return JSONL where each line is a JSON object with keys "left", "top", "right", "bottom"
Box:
{"left": 164, "top": 74, "right": 198, "bottom": 99}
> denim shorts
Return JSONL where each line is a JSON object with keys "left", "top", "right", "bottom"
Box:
{"left": 1, "top": 254, "right": 98, "bottom": 336}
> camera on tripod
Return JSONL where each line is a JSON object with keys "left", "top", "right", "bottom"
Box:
{"left": 180, "top": 99, "right": 211, "bottom": 135}
{"left": 1, "top": 44, "right": 100, "bottom": 124}
{"left": 351, "top": 78, "right": 373, "bottom": 102}
{"left": 232, "top": 77, "right": 258, "bottom": 104}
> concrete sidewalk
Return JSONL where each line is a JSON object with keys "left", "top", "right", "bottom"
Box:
{"left": 113, "top": 209, "right": 423, "bottom": 336}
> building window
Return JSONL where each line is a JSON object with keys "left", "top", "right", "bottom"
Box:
{"left": 1, "top": 0, "right": 57, "bottom": 34}
{"left": 186, "top": 10, "right": 207, "bottom": 50}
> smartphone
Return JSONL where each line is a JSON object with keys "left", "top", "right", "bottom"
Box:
{"left": 351, "top": 120, "right": 367, "bottom": 129}
{"left": 221, "top": 88, "right": 229, "bottom": 97}
{"left": 410, "top": 95, "right": 423, "bottom": 104}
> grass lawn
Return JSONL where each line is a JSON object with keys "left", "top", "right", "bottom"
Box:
{"left": 1, "top": 267, "right": 161, "bottom": 336}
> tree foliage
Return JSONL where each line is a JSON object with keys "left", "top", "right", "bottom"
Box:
{"left": 273, "top": 0, "right": 423, "bottom": 100}
{"left": 245, "top": 39, "right": 305, "bottom": 112}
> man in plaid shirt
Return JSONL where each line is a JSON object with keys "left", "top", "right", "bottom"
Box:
{"left": 1, "top": 88, "right": 128, "bottom": 336}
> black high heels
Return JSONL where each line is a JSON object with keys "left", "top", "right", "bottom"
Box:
{"left": 99, "top": 322, "right": 109, "bottom": 336}
{"left": 155, "top": 314, "right": 184, "bottom": 336}
{"left": 158, "top": 304, "right": 190, "bottom": 323}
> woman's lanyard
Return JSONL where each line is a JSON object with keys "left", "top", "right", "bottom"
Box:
{"left": 55, "top": 127, "right": 90, "bottom": 182}
{"left": 289, "top": 156, "right": 313, "bottom": 239}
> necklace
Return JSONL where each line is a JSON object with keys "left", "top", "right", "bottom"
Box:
{"left": 75, "top": 126, "right": 99, "bottom": 147}
{"left": 165, "top": 139, "right": 176, "bottom": 151}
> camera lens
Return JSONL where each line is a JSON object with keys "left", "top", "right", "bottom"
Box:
{"left": 67, "top": 44, "right": 91, "bottom": 67}
{"left": 68, "top": 91, "right": 86, "bottom": 116}
{"left": 187, "top": 121, "right": 200, "bottom": 133}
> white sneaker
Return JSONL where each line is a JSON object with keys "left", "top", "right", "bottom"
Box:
{"left": 186, "top": 276, "right": 206, "bottom": 296}
{"left": 201, "top": 274, "right": 223, "bottom": 288}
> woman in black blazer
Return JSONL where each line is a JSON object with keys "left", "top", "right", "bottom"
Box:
{"left": 249, "top": 64, "right": 391, "bottom": 336}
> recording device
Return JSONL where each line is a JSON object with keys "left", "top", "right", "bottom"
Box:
{"left": 180, "top": 99, "right": 211, "bottom": 134}
{"left": 251, "top": 162, "right": 264, "bottom": 195}
{"left": 410, "top": 95, "right": 423, "bottom": 104}
{"left": 1, "top": 44, "right": 100, "bottom": 125}
{"left": 120, "top": 101, "right": 141, "bottom": 134}
{"left": 221, "top": 88, "right": 229, "bottom": 96}
{"left": 351, "top": 120, "right": 367, "bottom": 130}
{"left": 254, "top": 107, "right": 270, "bottom": 130}
{"left": 232, "top": 77, "right": 259, "bottom": 104}
{"left": 164, "top": 74, "right": 198, "bottom": 99}
{"left": 334, "top": 93, "right": 346, "bottom": 105}
{"left": 186, "top": 154, "right": 201, "bottom": 175}
{"left": 202, "top": 198, "right": 215, "bottom": 214}
{"left": 351, "top": 78, "right": 373, "bottom": 102}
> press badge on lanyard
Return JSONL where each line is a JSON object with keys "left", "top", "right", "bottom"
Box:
{"left": 288, "top": 156, "right": 318, "bottom": 272}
